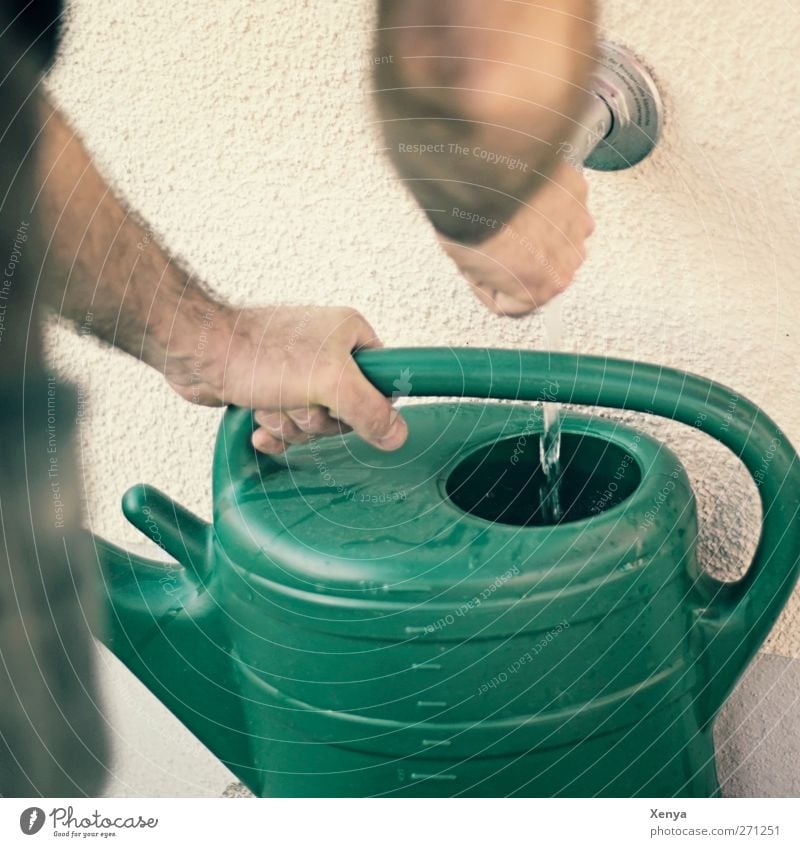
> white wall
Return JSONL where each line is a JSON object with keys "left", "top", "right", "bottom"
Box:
{"left": 45, "top": 0, "right": 800, "bottom": 795}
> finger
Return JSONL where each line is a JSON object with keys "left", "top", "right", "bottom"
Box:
{"left": 357, "top": 335, "right": 384, "bottom": 351}
{"left": 470, "top": 281, "right": 537, "bottom": 317}
{"left": 493, "top": 291, "right": 539, "bottom": 317}
{"left": 254, "top": 410, "right": 305, "bottom": 442}
{"left": 287, "top": 406, "right": 347, "bottom": 437}
{"left": 343, "top": 308, "right": 383, "bottom": 352}
{"left": 319, "top": 358, "right": 408, "bottom": 451}
{"left": 469, "top": 281, "right": 502, "bottom": 312}
{"left": 252, "top": 427, "right": 288, "bottom": 455}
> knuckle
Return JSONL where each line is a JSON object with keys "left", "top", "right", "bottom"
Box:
{"left": 359, "top": 404, "right": 393, "bottom": 440}
{"left": 252, "top": 428, "right": 285, "bottom": 455}
{"left": 485, "top": 298, "right": 503, "bottom": 315}
{"left": 291, "top": 407, "right": 326, "bottom": 432}
{"left": 335, "top": 306, "right": 364, "bottom": 326}
{"left": 560, "top": 268, "right": 577, "bottom": 289}
{"left": 255, "top": 411, "right": 284, "bottom": 432}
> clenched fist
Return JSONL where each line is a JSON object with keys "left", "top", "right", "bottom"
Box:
{"left": 440, "top": 161, "right": 594, "bottom": 317}
{"left": 166, "top": 305, "right": 407, "bottom": 455}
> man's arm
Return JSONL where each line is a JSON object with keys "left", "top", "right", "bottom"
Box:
{"left": 374, "top": 0, "right": 597, "bottom": 314}
{"left": 36, "top": 97, "right": 217, "bottom": 383}
{"left": 34, "top": 97, "right": 407, "bottom": 453}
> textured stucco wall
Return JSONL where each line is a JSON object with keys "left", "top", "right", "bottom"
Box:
{"left": 43, "top": 1, "right": 799, "bottom": 795}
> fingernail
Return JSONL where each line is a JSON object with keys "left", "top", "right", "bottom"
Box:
{"left": 377, "top": 415, "right": 407, "bottom": 450}
{"left": 254, "top": 425, "right": 290, "bottom": 454}
{"left": 260, "top": 414, "right": 284, "bottom": 433}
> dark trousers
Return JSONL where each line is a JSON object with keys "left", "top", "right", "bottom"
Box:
{"left": 0, "top": 23, "right": 107, "bottom": 797}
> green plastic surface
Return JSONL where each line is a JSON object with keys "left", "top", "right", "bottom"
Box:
{"left": 92, "top": 348, "right": 800, "bottom": 796}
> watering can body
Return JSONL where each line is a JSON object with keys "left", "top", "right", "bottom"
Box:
{"left": 95, "top": 349, "right": 800, "bottom": 797}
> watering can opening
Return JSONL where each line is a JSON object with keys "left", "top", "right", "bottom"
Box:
{"left": 93, "top": 349, "right": 800, "bottom": 798}
{"left": 445, "top": 432, "right": 642, "bottom": 527}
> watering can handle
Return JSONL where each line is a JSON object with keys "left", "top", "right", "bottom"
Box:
{"left": 348, "top": 347, "right": 800, "bottom": 715}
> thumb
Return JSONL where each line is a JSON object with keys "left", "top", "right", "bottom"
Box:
{"left": 323, "top": 358, "right": 408, "bottom": 451}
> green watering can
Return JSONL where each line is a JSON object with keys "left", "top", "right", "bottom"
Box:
{"left": 93, "top": 348, "right": 800, "bottom": 797}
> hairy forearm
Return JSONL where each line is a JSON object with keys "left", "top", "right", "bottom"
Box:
{"left": 29, "top": 98, "right": 409, "bottom": 449}
{"left": 35, "top": 95, "right": 227, "bottom": 378}
{"left": 374, "top": 0, "right": 596, "bottom": 242}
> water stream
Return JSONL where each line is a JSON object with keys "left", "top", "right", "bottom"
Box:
{"left": 538, "top": 298, "right": 564, "bottom": 523}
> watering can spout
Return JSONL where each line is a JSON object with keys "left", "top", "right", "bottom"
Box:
{"left": 91, "top": 485, "right": 256, "bottom": 788}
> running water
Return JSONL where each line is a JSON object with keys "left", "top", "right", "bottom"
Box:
{"left": 538, "top": 298, "right": 564, "bottom": 523}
